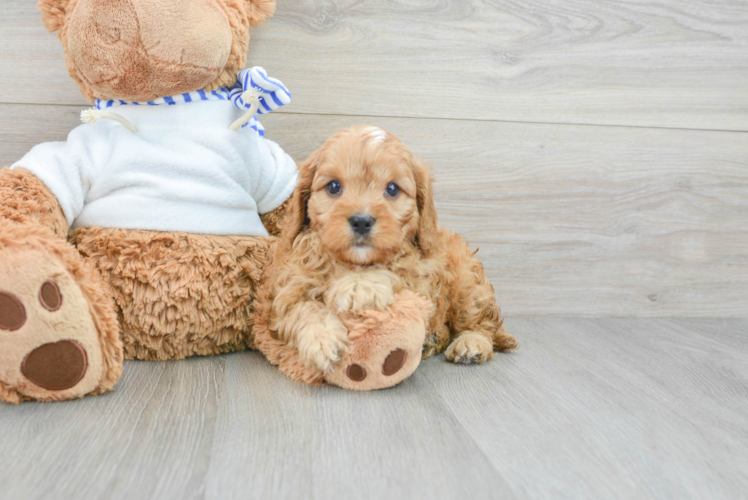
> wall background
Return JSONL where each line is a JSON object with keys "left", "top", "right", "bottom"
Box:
{"left": 2, "top": 0, "right": 746, "bottom": 317}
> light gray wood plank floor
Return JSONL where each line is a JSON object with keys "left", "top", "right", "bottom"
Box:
{"left": 0, "top": 318, "right": 745, "bottom": 500}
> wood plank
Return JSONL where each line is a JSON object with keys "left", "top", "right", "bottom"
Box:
{"left": 0, "top": 357, "right": 226, "bottom": 499}
{"left": 2, "top": 103, "right": 747, "bottom": 317}
{"left": 1, "top": 0, "right": 748, "bottom": 131}
{"left": 419, "top": 317, "right": 748, "bottom": 499}
{"left": 0, "top": 319, "right": 744, "bottom": 499}
{"left": 204, "top": 350, "right": 515, "bottom": 500}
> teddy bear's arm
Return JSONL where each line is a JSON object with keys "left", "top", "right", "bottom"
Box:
{"left": 0, "top": 167, "right": 67, "bottom": 238}
{"left": 8, "top": 125, "right": 107, "bottom": 231}
{"left": 252, "top": 138, "right": 298, "bottom": 216}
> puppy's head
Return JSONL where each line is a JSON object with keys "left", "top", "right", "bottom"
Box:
{"left": 281, "top": 125, "right": 438, "bottom": 265}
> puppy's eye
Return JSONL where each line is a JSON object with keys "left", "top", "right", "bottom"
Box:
{"left": 385, "top": 182, "right": 400, "bottom": 198}
{"left": 326, "top": 180, "right": 342, "bottom": 196}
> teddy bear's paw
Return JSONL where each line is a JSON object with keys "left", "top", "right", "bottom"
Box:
{"left": 0, "top": 245, "right": 120, "bottom": 403}
{"left": 325, "top": 291, "right": 430, "bottom": 391}
{"left": 296, "top": 313, "right": 350, "bottom": 373}
{"left": 326, "top": 270, "right": 398, "bottom": 314}
{"left": 445, "top": 332, "right": 496, "bottom": 365}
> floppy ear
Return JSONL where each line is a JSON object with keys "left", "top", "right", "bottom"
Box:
{"left": 410, "top": 155, "right": 440, "bottom": 257}
{"left": 38, "top": 0, "right": 71, "bottom": 33}
{"left": 245, "top": 0, "right": 276, "bottom": 27}
{"left": 277, "top": 150, "right": 319, "bottom": 251}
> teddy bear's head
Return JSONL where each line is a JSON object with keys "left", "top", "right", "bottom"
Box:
{"left": 38, "top": 0, "right": 275, "bottom": 102}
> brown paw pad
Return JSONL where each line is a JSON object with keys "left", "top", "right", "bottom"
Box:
{"left": 21, "top": 340, "right": 88, "bottom": 391}
{"left": 382, "top": 348, "right": 407, "bottom": 376}
{"left": 39, "top": 281, "right": 63, "bottom": 312}
{"left": 344, "top": 348, "right": 409, "bottom": 384}
{"left": 346, "top": 363, "right": 367, "bottom": 382}
{"left": 0, "top": 292, "right": 26, "bottom": 331}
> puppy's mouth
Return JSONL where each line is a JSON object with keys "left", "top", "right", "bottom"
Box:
{"left": 351, "top": 235, "right": 372, "bottom": 248}
{"left": 345, "top": 235, "right": 377, "bottom": 264}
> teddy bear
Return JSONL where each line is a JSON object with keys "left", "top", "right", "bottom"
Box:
{"left": 0, "top": 0, "right": 295, "bottom": 404}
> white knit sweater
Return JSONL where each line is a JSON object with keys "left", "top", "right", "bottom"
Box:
{"left": 11, "top": 68, "right": 297, "bottom": 237}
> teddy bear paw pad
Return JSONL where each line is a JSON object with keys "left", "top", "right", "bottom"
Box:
{"left": 346, "top": 363, "right": 367, "bottom": 382}
{"left": 382, "top": 348, "right": 407, "bottom": 376}
{"left": 0, "top": 250, "right": 106, "bottom": 402}
{"left": 331, "top": 343, "right": 422, "bottom": 391}
{"left": 0, "top": 292, "right": 26, "bottom": 331}
{"left": 343, "top": 348, "right": 408, "bottom": 383}
{"left": 22, "top": 339, "right": 87, "bottom": 391}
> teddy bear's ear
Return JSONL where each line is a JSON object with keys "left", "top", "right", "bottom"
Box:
{"left": 245, "top": 0, "right": 276, "bottom": 27}
{"left": 38, "top": 0, "right": 71, "bottom": 33}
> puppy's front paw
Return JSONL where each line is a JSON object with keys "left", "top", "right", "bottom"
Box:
{"left": 326, "top": 270, "right": 397, "bottom": 314}
{"left": 296, "top": 313, "right": 350, "bottom": 373}
{"left": 445, "top": 332, "right": 495, "bottom": 364}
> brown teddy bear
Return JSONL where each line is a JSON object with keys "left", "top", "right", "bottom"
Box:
{"left": 0, "top": 0, "right": 294, "bottom": 404}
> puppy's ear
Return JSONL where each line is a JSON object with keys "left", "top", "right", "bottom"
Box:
{"left": 278, "top": 150, "right": 319, "bottom": 249}
{"left": 38, "top": 0, "right": 71, "bottom": 33}
{"left": 410, "top": 155, "right": 440, "bottom": 257}
{"left": 245, "top": 0, "right": 276, "bottom": 27}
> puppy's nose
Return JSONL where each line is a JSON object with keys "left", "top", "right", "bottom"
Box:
{"left": 349, "top": 215, "right": 376, "bottom": 235}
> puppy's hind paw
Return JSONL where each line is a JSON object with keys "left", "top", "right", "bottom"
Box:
{"left": 445, "top": 332, "right": 495, "bottom": 365}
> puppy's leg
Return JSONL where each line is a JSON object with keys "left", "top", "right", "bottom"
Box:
{"left": 444, "top": 235, "right": 518, "bottom": 364}
{"left": 270, "top": 300, "right": 349, "bottom": 373}
{"left": 325, "top": 270, "right": 399, "bottom": 314}
{"left": 422, "top": 323, "right": 450, "bottom": 360}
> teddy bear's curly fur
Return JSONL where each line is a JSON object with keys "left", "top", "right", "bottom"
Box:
{"left": 0, "top": 0, "right": 288, "bottom": 404}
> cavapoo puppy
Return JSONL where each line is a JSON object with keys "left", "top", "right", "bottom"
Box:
{"left": 253, "top": 125, "right": 517, "bottom": 378}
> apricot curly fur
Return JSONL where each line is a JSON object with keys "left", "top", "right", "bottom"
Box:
{"left": 254, "top": 126, "right": 517, "bottom": 380}
{"left": 253, "top": 289, "right": 326, "bottom": 385}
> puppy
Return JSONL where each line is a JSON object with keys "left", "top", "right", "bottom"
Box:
{"left": 255, "top": 125, "right": 517, "bottom": 373}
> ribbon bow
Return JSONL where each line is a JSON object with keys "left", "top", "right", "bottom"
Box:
{"left": 228, "top": 67, "right": 292, "bottom": 132}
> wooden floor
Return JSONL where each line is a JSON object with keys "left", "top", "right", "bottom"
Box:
{"left": 0, "top": 318, "right": 745, "bottom": 500}
{"left": 1, "top": 1, "right": 747, "bottom": 499}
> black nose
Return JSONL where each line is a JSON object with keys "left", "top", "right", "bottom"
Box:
{"left": 349, "top": 215, "right": 376, "bottom": 235}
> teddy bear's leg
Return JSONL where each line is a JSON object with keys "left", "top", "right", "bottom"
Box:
{"left": 0, "top": 169, "right": 122, "bottom": 404}
{"left": 72, "top": 228, "right": 274, "bottom": 360}
{"left": 324, "top": 291, "right": 432, "bottom": 391}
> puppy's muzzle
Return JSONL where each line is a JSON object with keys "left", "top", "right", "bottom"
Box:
{"left": 349, "top": 215, "right": 376, "bottom": 236}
